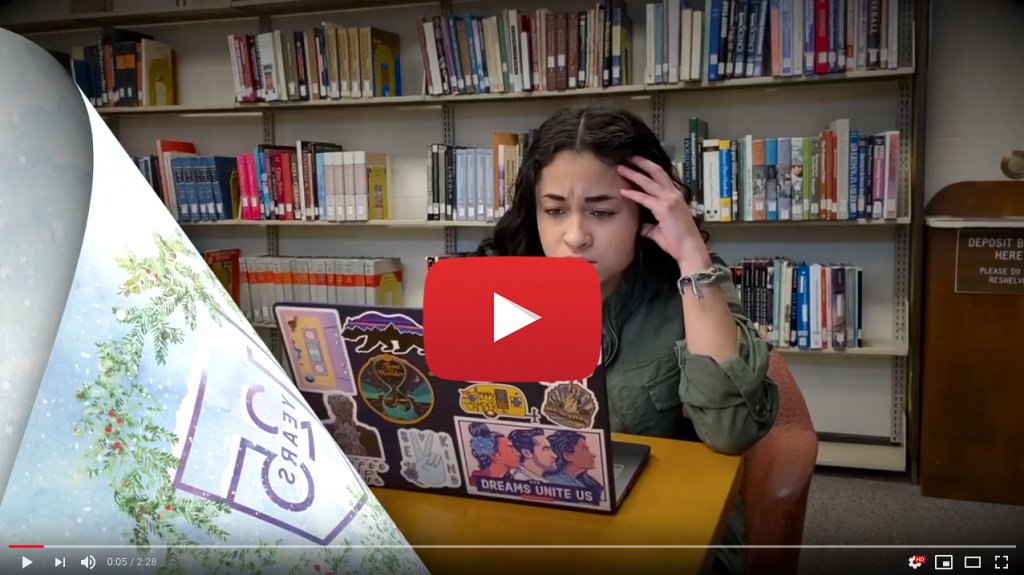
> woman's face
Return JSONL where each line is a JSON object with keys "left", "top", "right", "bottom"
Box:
{"left": 535, "top": 151, "right": 641, "bottom": 294}
{"left": 495, "top": 437, "right": 520, "bottom": 468}
{"left": 569, "top": 437, "right": 596, "bottom": 470}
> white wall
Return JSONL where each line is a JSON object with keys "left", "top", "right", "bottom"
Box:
{"left": 924, "top": 0, "right": 1024, "bottom": 203}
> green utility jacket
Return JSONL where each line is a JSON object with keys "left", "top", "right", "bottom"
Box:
{"left": 601, "top": 254, "right": 780, "bottom": 575}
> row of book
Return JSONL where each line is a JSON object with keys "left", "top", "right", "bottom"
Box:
{"left": 226, "top": 26, "right": 402, "bottom": 104}
{"left": 146, "top": 129, "right": 526, "bottom": 223}
{"left": 134, "top": 153, "right": 237, "bottom": 222}
{"left": 211, "top": 250, "right": 863, "bottom": 352}
{"left": 138, "top": 117, "right": 900, "bottom": 224}
{"left": 416, "top": 3, "right": 635, "bottom": 96}
{"left": 53, "top": 0, "right": 908, "bottom": 108}
{"left": 679, "top": 117, "right": 900, "bottom": 222}
{"left": 63, "top": 28, "right": 177, "bottom": 108}
{"left": 646, "top": 0, "right": 904, "bottom": 86}
{"left": 731, "top": 257, "right": 863, "bottom": 350}
{"left": 142, "top": 139, "right": 392, "bottom": 223}
{"left": 426, "top": 130, "right": 534, "bottom": 222}
{"left": 413, "top": 0, "right": 901, "bottom": 95}
{"left": 214, "top": 253, "right": 405, "bottom": 324}
{"left": 426, "top": 253, "right": 866, "bottom": 351}
{"left": 236, "top": 145, "right": 391, "bottom": 222}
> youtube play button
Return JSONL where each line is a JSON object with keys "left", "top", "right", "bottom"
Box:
{"left": 424, "top": 256, "right": 601, "bottom": 382}
{"left": 493, "top": 293, "right": 540, "bottom": 342}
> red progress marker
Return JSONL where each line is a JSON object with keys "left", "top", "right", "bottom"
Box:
{"left": 8, "top": 545, "right": 45, "bottom": 549}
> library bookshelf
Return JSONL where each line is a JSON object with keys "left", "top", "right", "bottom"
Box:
{"left": 7, "top": 0, "right": 922, "bottom": 472}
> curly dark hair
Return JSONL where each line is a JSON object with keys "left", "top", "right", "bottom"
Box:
{"left": 476, "top": 105, "right": 707, "bottom": 299}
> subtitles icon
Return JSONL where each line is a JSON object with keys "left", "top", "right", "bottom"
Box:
{"left": 935, "top": 555, "right": 954, "bottom": 570}
{"left": 909, "top": 555, "right": 926, "bottom": 569}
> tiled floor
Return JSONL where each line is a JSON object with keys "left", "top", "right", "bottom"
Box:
{"left": 796, "top": 468, "right": 1023, "bottom": 575}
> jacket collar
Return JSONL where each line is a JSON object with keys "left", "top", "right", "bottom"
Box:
{"left": 600, "top": 264, "right": 642, "bottom": 368}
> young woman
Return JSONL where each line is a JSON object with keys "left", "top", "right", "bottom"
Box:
{"left": 477, "top": 105, "right": 780, "bottom": 575}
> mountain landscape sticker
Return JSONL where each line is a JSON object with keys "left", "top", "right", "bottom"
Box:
{"left": 341, "top": 310, "right": 425, "bottom": 356}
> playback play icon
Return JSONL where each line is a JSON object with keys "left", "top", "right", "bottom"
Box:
{"left": 424, "top": 256, "right": 601, "bottom": 382}
{"left": 492, "top": 293, "right": 540, "bottom": 342}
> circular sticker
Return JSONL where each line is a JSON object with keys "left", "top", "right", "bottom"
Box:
{"left": 357, "top": 354, "right": 435, "bottom": 425}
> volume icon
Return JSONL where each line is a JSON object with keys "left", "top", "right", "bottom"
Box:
{"left": 80, "top": 555, "right": 96, "bottom": 570}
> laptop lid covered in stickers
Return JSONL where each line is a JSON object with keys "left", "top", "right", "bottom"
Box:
{"left": 273, "top": 302, "right": 636, "bottom": 514}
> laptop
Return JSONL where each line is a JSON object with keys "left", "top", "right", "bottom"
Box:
{"left": 272, "top": 302, "right": 650, "bottom": 514}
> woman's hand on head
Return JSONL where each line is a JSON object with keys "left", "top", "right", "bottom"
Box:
{"left": 617, "top": 157, "right": 711, "bottom": 272}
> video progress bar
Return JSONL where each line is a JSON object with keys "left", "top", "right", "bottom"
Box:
{"left": 8, "top": 544, "right": 1020, "bottom": 550}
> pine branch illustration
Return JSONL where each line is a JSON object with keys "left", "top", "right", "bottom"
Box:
{"left": 74, "top": 231, "right": 250, "bottom": 572}
{"left": 73, "top": 231, "right": 372, "bottom": 574}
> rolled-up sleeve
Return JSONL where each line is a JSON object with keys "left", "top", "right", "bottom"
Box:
{"left": 675, "top": 264, "right": 780, "bottom": 455}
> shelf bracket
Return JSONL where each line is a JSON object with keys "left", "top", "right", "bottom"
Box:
{"left": 266, "top": 226, "right": 279, "bottom": 257}
{"left": 891, "top": 2, "right": 914, "bottom": 442}
{"left": 262, "top": 110, "right": 275, "bottom": 145}
{"left": 258, "top": 23, "right": 279, "bottom": 356}
{"left": 262, "top": 109, "right": 277, "bottom": 254}
{"left": 442, "top": 99, "right": 457, "bottom": 254}
{"left": 105, "top": 115, "right": 120, "bottom": 139}
{"left": 651, "top": 92, "right": 665, "bottom": 142}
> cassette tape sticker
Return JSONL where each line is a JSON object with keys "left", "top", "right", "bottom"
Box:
{"left": 275, "top": 305, "right": 356, "bottom": 395}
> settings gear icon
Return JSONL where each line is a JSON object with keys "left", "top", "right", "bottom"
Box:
{"left": 908, "top": 555, "right": 925, "bottom": 569}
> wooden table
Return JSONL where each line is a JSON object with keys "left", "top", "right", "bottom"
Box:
{"left": 372, "top": 433, "right": 743, "bottom": 575}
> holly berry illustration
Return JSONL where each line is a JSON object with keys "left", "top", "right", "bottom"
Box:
{"left": 73, "top": 233, "right": 387, "bottom": 575}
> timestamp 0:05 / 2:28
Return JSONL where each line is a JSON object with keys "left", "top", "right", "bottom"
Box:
{"left": 106, "top": 555, "right": 159, "bottom": 569}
